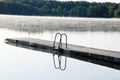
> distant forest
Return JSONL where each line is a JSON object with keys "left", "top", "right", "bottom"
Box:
{"left": 0, "top": 0, "right": 120, "bottom": 18}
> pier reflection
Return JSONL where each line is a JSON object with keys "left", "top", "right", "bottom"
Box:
{"left": 6, "top": 42, "right": 120, "bottom": 71}
{"left": 53, "top": 52, "right": 67, "bottom": 71}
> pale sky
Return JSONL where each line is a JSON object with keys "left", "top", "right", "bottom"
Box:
{"left": 58, "top": 0, "right": 120, "bottom": 3}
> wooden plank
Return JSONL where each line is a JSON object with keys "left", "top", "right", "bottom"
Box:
{"left": 5, "top": 37, "right": 120, "bottom": 63}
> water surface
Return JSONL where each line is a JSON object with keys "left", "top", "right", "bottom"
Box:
{"left": 0, "top": 15, "right": 120, "bottom": 80}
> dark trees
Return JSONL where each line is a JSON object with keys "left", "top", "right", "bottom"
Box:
{"left": 0, "top": 0, "right": 120, "bottom": 18}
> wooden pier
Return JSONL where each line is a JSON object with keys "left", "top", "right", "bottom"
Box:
{"left": 5, "top": 37, "right": 120, "bottom": 64}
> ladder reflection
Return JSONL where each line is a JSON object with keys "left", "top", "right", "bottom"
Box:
{"left": 53, "top": 51, "right": 67, "bottom": 71}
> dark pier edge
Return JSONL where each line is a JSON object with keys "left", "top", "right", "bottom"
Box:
{"left": 5, "top": 38, "right": 120, "bottom": 71}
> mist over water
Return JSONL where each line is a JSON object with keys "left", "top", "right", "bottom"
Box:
{"left": 0, "top": 15, "right": 120, "bottom": 33}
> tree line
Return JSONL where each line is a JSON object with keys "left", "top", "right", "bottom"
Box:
{"left": 0, "top": 0, "right": 120, "bottom": 18}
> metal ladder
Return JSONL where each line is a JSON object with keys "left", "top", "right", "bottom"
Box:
{"left": 53, "top": 33, "right": 67, "bottom": 71}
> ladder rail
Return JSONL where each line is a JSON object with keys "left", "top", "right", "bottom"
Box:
{"left": 53, "top": 52, "right": 61, "bottom": 69}
{"left": 53, "top": 33, "right": 61, "bottom": 50}
{"left": 61, "top": 33, "right": 67, "bottom": 48}
{"left": 53, "top": 33, "right": 68, "bottom": 71}
{"left": 59, "top": 56, "right": 67, "bottom": 71}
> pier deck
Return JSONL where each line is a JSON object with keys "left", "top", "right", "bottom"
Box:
{"left": 5, "top": 37, "right": 120, "bottom": 63}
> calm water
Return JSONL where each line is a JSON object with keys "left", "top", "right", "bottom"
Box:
{"left": 0, "top": 15, "right": 120, "bottom": 80}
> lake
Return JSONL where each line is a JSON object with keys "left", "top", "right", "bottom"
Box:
{"left": 0, "top": 14, "right": 120, "bottom": 80}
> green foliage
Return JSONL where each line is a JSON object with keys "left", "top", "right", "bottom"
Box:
{"left": 0, "top": 0, "right": 120, "bottom": 18}
{"left": 114, "top": 9, "right": 120, "bottom": 17}
{"left": 0, "top": 1, "right": 40, "bottom": 15}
